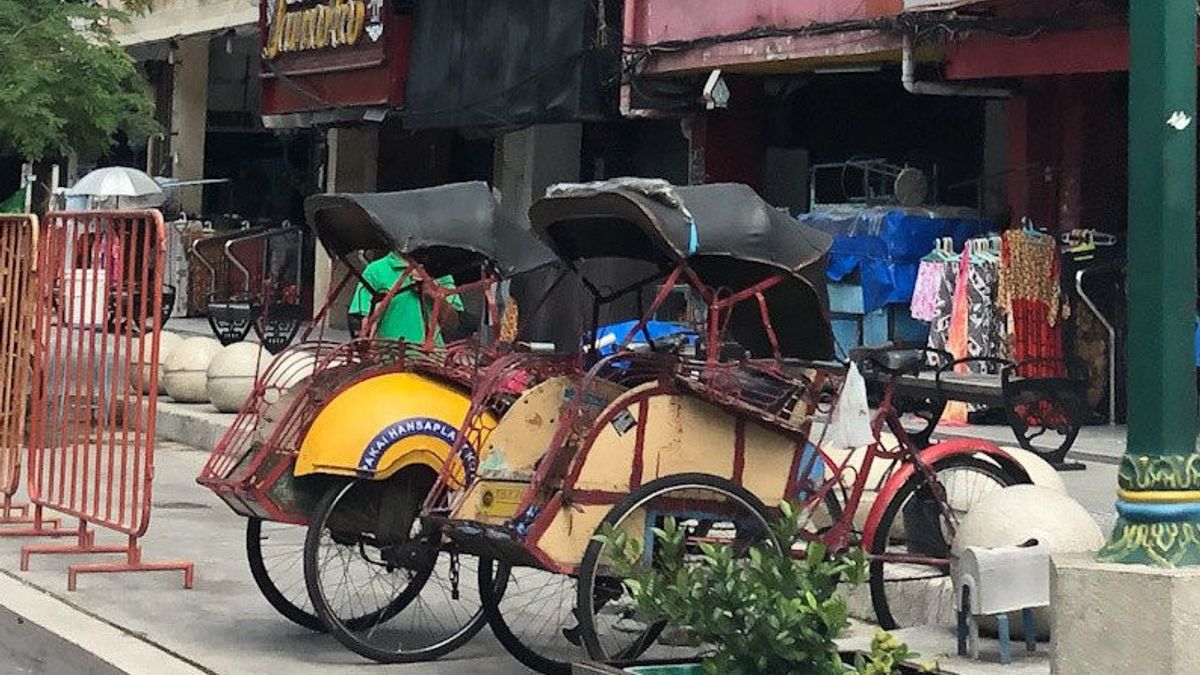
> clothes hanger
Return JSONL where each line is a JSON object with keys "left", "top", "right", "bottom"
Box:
{"left": 1020, "top": 217, "right": 1050, "bottom": 241}
{"left": 922, "top": 238, "right": 945, "bottom": 263}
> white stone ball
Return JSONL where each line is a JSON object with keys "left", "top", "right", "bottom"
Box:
{"left": 131, "top": 331, "right": 183, "bottom": 395}
{"left": 993, "top": 446, "right": 1068, "bottom": 494}
{"left": 162, "top": 337, "right": 222, "bottom": 403}
{"left": 954, "top": 484, "right": 1104, "bottom": 640}
{"left": 263, "top": 350, "right": 318, "bottom": 393}
{"left": 206, "top": 343, "right": 267, "bottom": 413}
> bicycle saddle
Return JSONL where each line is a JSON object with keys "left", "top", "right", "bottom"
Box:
{"left": 856, "top": 347, "right": 926, "bottom": 377}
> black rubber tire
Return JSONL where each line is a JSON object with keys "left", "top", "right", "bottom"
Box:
{"left": 477, "top": 557, "right": 574, "bottom": 675}
{"left": 245, "top": 518, "right": 324, "bottom": 632}
{"left": 868, "top": 455, "right": 1020, "bottom": 630}
{"left": 304, "top": 475, "right": 486, "bottom": 664}
{"left": 576, "top": 473, "right": 778, "bottom": 663}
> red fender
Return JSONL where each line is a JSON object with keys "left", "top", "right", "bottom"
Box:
{"left": 860, "top": 438, "right": 1031, "bottom": 550}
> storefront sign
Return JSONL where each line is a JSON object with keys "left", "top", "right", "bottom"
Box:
{"left": 263, "top": 0, "right": 385, "bottom": 59}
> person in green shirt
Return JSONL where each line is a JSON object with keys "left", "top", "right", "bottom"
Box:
{"left": 349, "top": 252, "right": 462, "bottom": 344}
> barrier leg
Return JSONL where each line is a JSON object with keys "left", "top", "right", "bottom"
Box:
{"left": 67, "top": 535, "right": 194, "bottom": 591}
{"left": 0, "top": 504, "right": 64, "bottom": 537}
{"left": 0, "top": 495, "right": 63, "bottom": 528}
{"left": 20, "top": 522, "right": 129, "bottom": 573}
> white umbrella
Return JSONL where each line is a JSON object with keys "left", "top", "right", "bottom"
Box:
{"left": 67, "top": 167, "right": 165, "bottom": 210}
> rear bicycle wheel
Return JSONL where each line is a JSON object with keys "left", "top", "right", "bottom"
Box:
{"left": 576, "top": 473, "right": 778, "bottom": 665}
{"left": 868, "top": 455, "right": 1019, "bottom": 630}
{"left": 304, "top": 471, "right": 487, "bottom": 663}
{"left": 245, "top": 518, "right": 322, "bottom": 632}
{"left": 478, "top": 557, "right": 580, "bottom": 675}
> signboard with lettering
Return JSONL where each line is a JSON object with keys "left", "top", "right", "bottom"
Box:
{"left": 260, "top": 0, "right": 411, "bottom": 119}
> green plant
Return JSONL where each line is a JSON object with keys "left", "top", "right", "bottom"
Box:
{"left": 598, "top": 500, "right": 873, "bottom": 675}
{"left": 854, "top": 631, "right": 936, "bottom": 674}
{"left": 598, "top": 501, "right": 937, "bottom": 675}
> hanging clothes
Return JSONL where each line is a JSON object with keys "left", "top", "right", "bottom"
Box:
{"left": 998, "top": 230, "right": 1068, "bottom": 377}
{"left": 910, "top": 259, "right": 944, "bottom": 322}
{"left": 925, "top": 259, "right": 957, "bottom": 360}
{"left": 965, "top": 254, "right": 1006, "bottom": 369}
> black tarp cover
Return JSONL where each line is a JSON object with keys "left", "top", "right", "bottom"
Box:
{"left": 529, "top": 181, "right": 836, "bottom": 359}
{"left": 404, "top": 0, "right": 614, "bottom": 129}
{"left": 304, "top": 182, "right": 556, "bottom": 278}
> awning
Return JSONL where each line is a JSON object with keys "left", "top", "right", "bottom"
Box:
{"left": 113, "top": 0, "right": 258, "bottom": 47}
{"left": 404, "top": 0, "right": 617, "bottom": 129}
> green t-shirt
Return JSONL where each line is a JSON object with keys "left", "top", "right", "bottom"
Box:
{"left": 349, "top": 253, "right": 463, "bottom": 344}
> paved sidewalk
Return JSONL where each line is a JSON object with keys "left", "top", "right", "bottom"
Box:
{"left": 0, "top": 392, "right": 1126, "bottom": 675}
{"left": 935, "top": 422, "right": 1129, "bottom": 465}
{"left": 0, "top": 444, "right": 528, "bottom": 675}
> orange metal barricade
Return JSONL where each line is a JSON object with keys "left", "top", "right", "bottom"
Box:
{"left": 0, "top": 216, "right": 40, "bottom": 526}
{"left": 1, "top": 211, "right": 193, "bottom": 590}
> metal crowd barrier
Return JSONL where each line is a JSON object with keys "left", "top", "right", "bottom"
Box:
{"left": 0, "top": 211, "right": 193, "bottom": 590}
{"left": 0, "top": 216, "right": 40, "bottom": 527}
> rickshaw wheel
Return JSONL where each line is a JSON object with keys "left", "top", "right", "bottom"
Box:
{"left": 246, "top": 518, "right": 323, "bottom": 632}
{"left": 576, "top": 473, "right": 777, "bottom": 664}
{"left": 868, "top": 455, "right": 1021, "bottom": 631}
{"left": 304, "top": 470, "right": 488, "bottom": 664}
{"left": 477, "top": 557, "right": 579, "bottom": 675}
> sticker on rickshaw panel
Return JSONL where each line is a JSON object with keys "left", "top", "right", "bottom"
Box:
{"left": 358, "top": 417, "right": 479, "bottom": 479}
{"left": 475, "top": 481, "right": 526, "bottom": 519}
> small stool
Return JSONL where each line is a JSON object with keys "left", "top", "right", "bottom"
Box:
{"left": 957, "top": 590, "right": 1039, "bottom": 664}
{"left": 952, "top": 539, "right": 1050, "bottom": 665}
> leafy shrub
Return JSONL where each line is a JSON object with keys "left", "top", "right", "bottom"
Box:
{"left": 596, "top": 501, "right": 934, "bottom": 675}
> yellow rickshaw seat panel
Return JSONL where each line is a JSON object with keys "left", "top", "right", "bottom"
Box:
{"left": 295, "top": 371, "right": 487, "bottom": 479}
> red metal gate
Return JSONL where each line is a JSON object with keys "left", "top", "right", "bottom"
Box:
{"left": 0, "top": 211, "right": 193, "bottom": 590}
{"left": 0, "top": 216, "right": 40, "bottom": 526}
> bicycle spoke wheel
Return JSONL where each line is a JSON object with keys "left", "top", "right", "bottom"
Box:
{"left": 478, "top": 557, "right": 582, "bottom": 675}
{"left": 304, "top": 473, "right": 487, "bottom": 663}
{"left": 246, "top": 518, "right": 323, "bottom": 632}
{"left": 577, "top": 473, "right": 777, "bottom": 665}
{"left": 869, "top": 455, "right": 1020, "bottom": 630}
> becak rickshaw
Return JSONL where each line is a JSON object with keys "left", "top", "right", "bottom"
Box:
{"left": 423, "top": 181, "right": 1029, "bottom": 674}
{"left": 196, "top": 182, "right": 561, "bottom": 664}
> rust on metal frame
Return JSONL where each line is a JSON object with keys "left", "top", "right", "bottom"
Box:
{"left": 8, "top": 211, "right": 192, "bottom": 590}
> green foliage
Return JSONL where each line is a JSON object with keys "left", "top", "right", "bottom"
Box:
{"left": 0, "top": 0, "right": 158, "bottom": 160}
{"left": 598, "top": 501, "right": 936, "bottom": 674}
{"left": 599, "top": 500, "right": 880, "bottom": 675}
{"left": 854, "top": 631, "right": 936, "bottom": 675}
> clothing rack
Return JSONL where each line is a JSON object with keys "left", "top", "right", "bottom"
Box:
{"left": 1060, "top": 228, "right": 1120, "bottom": 426}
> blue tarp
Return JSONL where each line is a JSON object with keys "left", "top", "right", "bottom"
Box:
{"left": 593, "top": 321, "right": 697, "bottom": 356}
{"left": 799, "top": 207, "right": 993, "bottom": 313}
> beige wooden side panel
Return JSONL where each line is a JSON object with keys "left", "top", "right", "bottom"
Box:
{"left": 477, "top": 375, "right": 627, "bottom": 480}
{"left": 740, "top": 420, "right": 798, "bottom": 507}
{"left": 536, "top": 503, "right": 609, "bottom": 569}
{"left": 572, "top": 383, "right": 659, "bottom": 493}
{"left": 477, "top": 376, "right": 576, "bottom": 478}
{"left": 641, "top": 395, "right": 736, "bottom": 483}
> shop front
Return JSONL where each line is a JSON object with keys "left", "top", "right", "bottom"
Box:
{"left": 257, "top": 0, "right": 417, "bottom": 322}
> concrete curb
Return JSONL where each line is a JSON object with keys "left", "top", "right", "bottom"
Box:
{"left": 0, "top": 569, "right": 211, "bottom": 675}
{"left": 148, "top": 399, "right": 234, "bottom": 453}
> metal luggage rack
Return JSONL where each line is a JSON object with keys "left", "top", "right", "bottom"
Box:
{"left": 857, "top": 347, "right": 1087, "bottom": 471}
{"left": 225, "top": 226, "right": 304, "bottom": 354}
{"left": 189, "top": 225, "right": 269, "bottom": 345}
{"left": 189, "top": 225, "right": 304, "bottom": 353}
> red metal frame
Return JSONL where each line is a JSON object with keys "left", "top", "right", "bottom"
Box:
{"left": 197, "top": 252, "right": 508, "bottom": 527}
{"left": 0, "top": 211, "right": 192, "bottom": 590}
{"left": 0, "top": 216, "right": 43, "bottom": 528}
{"left": 433, "top": 257, "right": 1028, "bottom": 579}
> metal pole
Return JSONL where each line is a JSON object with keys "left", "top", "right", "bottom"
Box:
{"left": 1099, "top": 0, "right": 1199, "bottom": 566}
